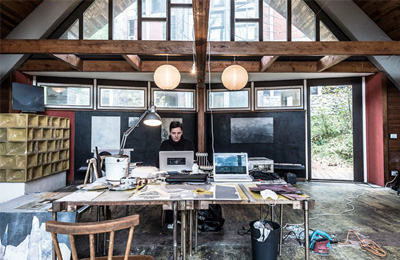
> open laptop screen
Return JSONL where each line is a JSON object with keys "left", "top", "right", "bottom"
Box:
{"left": 214, "top": 153, "right": 248, "bottom": 175}
{"left": 159, "top": 151, "right": 194, "bottom": 172}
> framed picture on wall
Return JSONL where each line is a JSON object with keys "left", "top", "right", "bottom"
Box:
{"left": 231, "top": 117, "right": 273, "bottom": 143}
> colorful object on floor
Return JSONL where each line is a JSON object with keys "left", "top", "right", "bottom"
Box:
{"left": 339, "top": 230, "right": 386, "bottom": 257}
{"left": 310, "top": 230, "right": 332, "bottom": 255}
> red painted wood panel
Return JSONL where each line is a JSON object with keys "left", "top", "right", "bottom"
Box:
{"left": 365, "top": 73, "right": 384, "bottom": 186}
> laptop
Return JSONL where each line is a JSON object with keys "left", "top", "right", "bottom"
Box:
{"left": 159, "top": 151, "right": 194, "bottom": 172}
{"left": 213, "top": 153, "right": 253, "bottom": 182}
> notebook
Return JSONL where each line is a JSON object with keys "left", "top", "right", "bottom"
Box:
{"left": 159, "top": 151, "right": 194, "bottom": 172}
{"left": 213, "top": 153, "right": 253, "bottom": 182}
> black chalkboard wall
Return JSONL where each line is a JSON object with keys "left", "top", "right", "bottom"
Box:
{"left": 74, "top": 110, "right": 305, "bottom": 179}
{"left": 74, "top": 111, "right": 197, "bottom": 180}
{"left": 205, "top": 111, "right": 306, "bottom": 178}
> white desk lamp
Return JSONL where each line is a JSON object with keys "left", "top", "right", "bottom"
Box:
{"left": 119, "top": 103, "right": 162, "bottom": 156}
{"left": 106, "top": 104, "right": 161, "bottom": 181}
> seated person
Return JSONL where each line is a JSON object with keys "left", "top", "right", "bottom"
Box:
{"left": 160, "top": 120, "right": 194, "bottom": 152}
{"left": 160, "top": 121, "right": 195, "bottom": 228}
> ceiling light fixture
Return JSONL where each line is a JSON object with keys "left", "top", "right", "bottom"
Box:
{"left": 221, "top": 64, "right": 248, "bottom": 91}
{"left": 153, "top": 64, "right": 181, "bottom": 90}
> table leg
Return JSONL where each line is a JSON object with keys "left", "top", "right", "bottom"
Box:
{"left": 96, "top": 206, "right": 100, "bottom": 254}
{"left": 304, "top": 201, "right": 309, "bottom": 260}
{"left": 259, "top": 204, "right": 263, "bottom": 219}
{"left": 173, "top": 201, "right": 178, "bottom": 260}
{"left": 189, "top": 210, "right": 193, "bottom": 256}
{"left": 195, "top": 209, "right": 198, "bottom": 252}
{"left": 279, "top": 204, "right": 283, "bottom": 256}
{"left": 270, "top": 205, "right": 274, "bottom": 222}
{"left": 181, "top": 209, "right": 187, "bottom": 260}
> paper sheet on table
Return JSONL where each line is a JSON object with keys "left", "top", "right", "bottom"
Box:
{"left": 57, "top": 191, "right": 104, "bottom": 202}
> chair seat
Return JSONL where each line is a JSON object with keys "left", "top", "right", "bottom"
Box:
{"left": 46, "top": 214, "right": 154, "bottom": 260}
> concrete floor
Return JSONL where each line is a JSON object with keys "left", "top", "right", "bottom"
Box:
{"left": 76, "top": 182, "right": 400, "bottom": 259}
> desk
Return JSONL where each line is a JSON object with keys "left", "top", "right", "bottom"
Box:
{"left": 51, "top": 183, "right": 313, "bottom": 260}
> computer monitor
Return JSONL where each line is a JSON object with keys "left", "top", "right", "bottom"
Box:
{"left": 159, "top": 151, "right": 194, "bottom": 172}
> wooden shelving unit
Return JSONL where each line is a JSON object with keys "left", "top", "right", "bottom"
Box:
{"left": 0, "top": 114, "right": 70, "bottom": 182}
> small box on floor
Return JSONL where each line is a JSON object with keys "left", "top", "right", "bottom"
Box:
{"left": 285, "top": 172, "right": 297, "bottom": 184}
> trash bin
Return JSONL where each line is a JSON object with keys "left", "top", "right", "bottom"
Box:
{"left": 250, "top": 220, "right": 280, "bottom": 260}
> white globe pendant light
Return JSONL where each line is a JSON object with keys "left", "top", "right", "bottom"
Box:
{"left": 221, "top": 64, "right": 248, "bottom": 90}
{"left": 153, "top": 64, "right": 181, "bottom": 90}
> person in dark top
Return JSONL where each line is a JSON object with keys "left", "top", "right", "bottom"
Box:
{"left": 160, "top": 121, "right": 195, "bottom": 229}
{"left": 159, "top": 120, "right": 195, "bottom": 152}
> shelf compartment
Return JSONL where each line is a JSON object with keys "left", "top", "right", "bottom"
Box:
{"left": 28, "top": 115, "right": 39, "bottom": 127}
{"left": 0, "top": 156, "right": 16, "bottom": 168}
{"left": 27, "top": 154, "right": 37, "bottom": 167}
{"left": 0, "top": 143, "right": 6, "bottom": 155}
{"left": 62, "top": 139, "right": 69, "bottom": 149}
{"left": 32, "top": 166, "right": 42, "bottom": 179}
{"left": 37, "top": 153, "right": 43, "bottom": 165}
{"left": 59, "top": 150, "right": 68, "bottom": 160}
{"left": 61, "top": 160, "right": 69, "bottom": 170}
{"left": 6, "top": 169, "right": 26, "bottom": 182}
{"left": 27, "top": 141, "right": 38, "bottom": 154}
{"left": 43, "top": 164, "right": 52, "bottom": 176}
{"left": 63, "top": 129, "right": 70, "bottom": 138}
{"left": 55, "top": 129, "right": 63, "bottom": 138}
{"left": 60, "top": 118, "right": 67, "bottom": 128}
{"left": 28, "top": 128, "right": 34, "bottom": 140}
{"left": 52, "top": 117, "right": 60, "bottom": 127}
{"left": 43, "top": 128, "right": 52, "bottom": 139}
{"left": 16, "top": 155, "right": 27, "bottom": 168}
{"left": 0, "top": 169, "right": 5, "bottom": 182}
{"left": 7, "top": 142, "right": 27, "bottom": 155}
{"left": 55, "top": 140, "right": 61, "bottom": 150}
{"left": 52, "top": 151, "right": 60, "bottom": 162}
{"left": 8, "top": 128, "right": 27, "bottom": 141}
{"left": 48, "top": 140, "right": 56, "bottom": 151}
{"left": 38, "top": 141, "right": 47, "bottom": 152}
{"left": 0, "top": 128, "right": 7, "bottom": 142}
{"left": 38, "top": 116, "right": 48, "bottom": 127}
{"left": 0, "top": 114, "right": 17, "bottom": 127}
{"left": 33, "top": 129, "right": 43, "bottom": 140}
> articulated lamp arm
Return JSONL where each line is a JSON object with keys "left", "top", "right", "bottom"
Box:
{"left": 119, "top": 110, "right": 149, "bottom": 156}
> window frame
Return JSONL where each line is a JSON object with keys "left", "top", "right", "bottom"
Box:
{"left": 97, "top": 85, "right": 147, "bottom": 110}
{"left": 38, "top": 82, "right": 94, "bottom": 109}
{"left": 207, "top": 88, "right": 251, "bottom": 111}
{"left": 254, "top": 85, "right": 304, "bottom": 110}
{"left": 151, "top": 88, "right": 196, "bottom": 111}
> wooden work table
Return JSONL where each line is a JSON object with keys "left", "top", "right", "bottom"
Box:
{"left": 51, "top": 182, "right": 314, "bottom": 260}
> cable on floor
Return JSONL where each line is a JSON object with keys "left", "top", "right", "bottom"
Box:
{"left": 385, "top": 174, "right": 398, "bottom": 187}
{"left": 283, "top": 189, "right": 368, "bottom": 229}
{"left": 339, "top": 230, "right": 386, "bottom": 257}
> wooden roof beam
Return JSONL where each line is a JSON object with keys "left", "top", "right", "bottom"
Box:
{"left": 3, "top": 40, "right": 400, "bottom": 56}
{"left": 316, "top": 55, "right": 350, "bottom": 72}
{"left": 192, "top": 0, "right": 210, "bottom": 85}
{"left": 260, "top": 56, "right": 279, "bottom": 72}
{"left": 50, "top": 54, "right": 83, "bottom": 71}
{"left": 122, "top": 55, "right": 141, "bottom": 71}
{"left": 19, "top": 60, "right": 379, "bottom": 73}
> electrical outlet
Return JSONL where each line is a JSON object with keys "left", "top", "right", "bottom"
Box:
{"left": 391, "top": 170, "right": 398, "bottom": 176}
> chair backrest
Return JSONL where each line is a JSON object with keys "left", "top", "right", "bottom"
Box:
{"left": 46, "top": 214, "right": 153, "bottom": 260}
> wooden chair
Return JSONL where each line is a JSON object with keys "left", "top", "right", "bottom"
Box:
{"left": 46, "top": 214, "right": 154, "bottom": 260}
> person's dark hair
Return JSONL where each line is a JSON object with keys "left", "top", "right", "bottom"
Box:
{"left": 169, "top": 121, "right": 183, "bottom": 131}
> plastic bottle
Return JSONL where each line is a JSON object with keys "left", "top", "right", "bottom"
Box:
{"left": 192, "top": 161, "right": 199, "bottom": 174}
